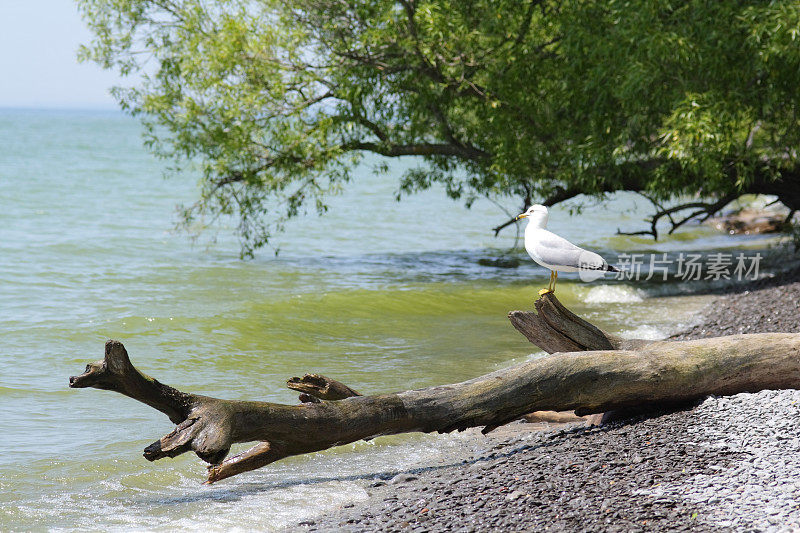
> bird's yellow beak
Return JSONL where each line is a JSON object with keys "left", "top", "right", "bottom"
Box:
{"left": 515, "top": 213, "right": 528, "bottom": 221}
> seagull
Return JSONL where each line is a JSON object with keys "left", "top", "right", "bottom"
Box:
{"left": 515, "top": 205, "right": 619, "bottom": 295}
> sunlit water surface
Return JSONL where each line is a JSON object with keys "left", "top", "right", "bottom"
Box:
{"left": 0, "top": 109, "right": 784, "bottom": 531}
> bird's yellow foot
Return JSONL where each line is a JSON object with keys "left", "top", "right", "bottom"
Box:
{"left": 538, "top": 288, "right": 553, "bottom": 296}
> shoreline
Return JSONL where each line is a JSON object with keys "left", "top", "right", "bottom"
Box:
{"left": 296, "top": 266, "right": 800, "bottom": 532}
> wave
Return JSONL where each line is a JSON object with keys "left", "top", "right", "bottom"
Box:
{"left": 581, "top": 284, "right": 645, "bottom": 304}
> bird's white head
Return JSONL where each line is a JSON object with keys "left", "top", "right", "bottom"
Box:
{"left": 515, "top": 204, "right": 549, "bottom": 229}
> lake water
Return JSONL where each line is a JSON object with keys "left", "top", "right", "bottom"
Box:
{"left": 0, "top": 109, "right": 781, "bottom": 531}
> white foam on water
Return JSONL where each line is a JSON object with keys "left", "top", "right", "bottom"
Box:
{"left": 582, "top": 284, "right": 645, "bottom": 304}
{"left": 618, "top": 324, "right": 668, "bottom": 340}
{"left": 523, "top": 350, "right": 548, "bottom": 362}
{"left": 28, "top": 431, "right": 481, "bottom": 532}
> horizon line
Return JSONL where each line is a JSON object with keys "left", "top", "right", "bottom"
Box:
{"left": 0, "top": 104, "right": 123, "bottom": 113}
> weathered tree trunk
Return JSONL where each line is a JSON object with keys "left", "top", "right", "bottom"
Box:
{"left": 69, "top": 294, "right": 800, "bottom": 484}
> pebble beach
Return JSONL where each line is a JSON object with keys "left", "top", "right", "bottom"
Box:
{"left": 298, "top": 266, "right": 800, "bottom": 532}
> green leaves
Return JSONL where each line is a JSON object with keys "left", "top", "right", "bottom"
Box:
{"left": 78, "top": 0, "right": 800, "bottom": 254}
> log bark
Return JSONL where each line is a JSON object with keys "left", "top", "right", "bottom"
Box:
{"left": 508, "top": 292, "right": 650, "bottom": 353}
{"left": 70, "top": 323, "right": 800, "bottom": 483}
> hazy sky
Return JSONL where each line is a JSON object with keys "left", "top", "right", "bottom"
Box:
{"left": 0, "top": 1, "right": 127, "bottom": 109}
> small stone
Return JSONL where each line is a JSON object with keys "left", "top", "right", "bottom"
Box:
{"left": 506, "top": 490, "right": 525, "bottom": 501}
{"left": 390, "top": 473, "right": 419, "bottom": 485}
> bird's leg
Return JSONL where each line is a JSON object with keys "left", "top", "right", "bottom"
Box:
{"left": 552, "top": 271, "right": 558, "bottom": 293}
{"left": 538, "top": 271, "right": 554, "bottom": 296}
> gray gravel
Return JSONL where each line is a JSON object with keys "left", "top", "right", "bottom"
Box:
{"left": 672, "top": 267, "right": 800, "bottom": 339}
{"left": 296, "top": 268, "right": 800, "bottom": 532}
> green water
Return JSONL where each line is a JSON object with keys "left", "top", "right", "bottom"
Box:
{"left": 0, "top": 109, "right": 779, "bottom": 531}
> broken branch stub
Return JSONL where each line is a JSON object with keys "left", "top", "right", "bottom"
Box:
{"left": 508, "top": 292, "right": 650, "bottom": 353}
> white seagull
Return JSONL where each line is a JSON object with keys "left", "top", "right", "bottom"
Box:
{"left": 515, "top": 205, "right": 618, "bottom": 295}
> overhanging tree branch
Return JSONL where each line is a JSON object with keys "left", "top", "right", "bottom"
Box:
{"left": 79, "top": 0, "right": 800, "bottom": 256}
{"left": 491, "top": 184, "right": 584, "bottom": 236}
{"left": 346, "top": 141, "right": 488, "bottom": 159}
{"left": 616, "top": 193, "right": 740, "bottom": 240}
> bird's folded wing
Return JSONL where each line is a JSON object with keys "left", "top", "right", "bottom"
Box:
{"left": 534, "top": 233, "right": 606, "bottom": 270}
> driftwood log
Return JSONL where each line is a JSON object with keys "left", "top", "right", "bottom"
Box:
{"left": 69, "top": 293, "right": 800, "bottom": 483}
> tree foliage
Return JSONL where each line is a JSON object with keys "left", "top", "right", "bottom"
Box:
{"left": 78, "top": 0, "right": 800, "bottom": 255}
